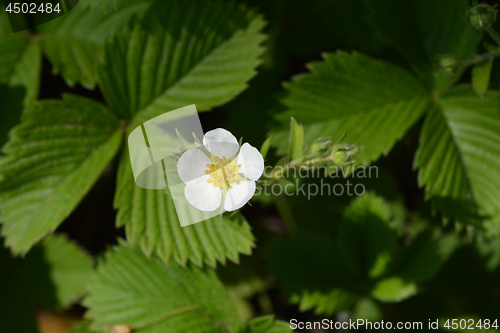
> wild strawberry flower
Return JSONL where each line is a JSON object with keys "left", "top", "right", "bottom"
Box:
{"left": 176, "top": 128, "right": 264, "bottom": 212}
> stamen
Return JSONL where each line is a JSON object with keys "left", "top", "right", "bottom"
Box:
{"left": 205, "top": 155, "right": 242, "bottom": 188}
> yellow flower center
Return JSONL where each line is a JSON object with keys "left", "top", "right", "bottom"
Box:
{"left": 205, "top": 156, "right": 241, "bottom": 188}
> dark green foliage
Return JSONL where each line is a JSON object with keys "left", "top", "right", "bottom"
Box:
{"left": 1, "top": 0, "right": 500, "bottom": 331}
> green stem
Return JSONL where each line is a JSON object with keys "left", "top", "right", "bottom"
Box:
{"left": 487, "top": 26, "right": 500, "bottom": 46}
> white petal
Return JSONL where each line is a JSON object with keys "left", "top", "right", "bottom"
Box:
{"left": 185, "top": 175, "right": 222, "bottom": 211}
{"left": 203, "top": 128, "right": 239, "bottom": 158}
{"left": 177, "top": 148, "right": 211, "bottom": 184}
{"left": 224, "top": 180, "right": 256, "bottom": 211}
{"left": 237, "top": 143, "right": 264, "bottom": 181}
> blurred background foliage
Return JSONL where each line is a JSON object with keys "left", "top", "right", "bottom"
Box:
{"left": 2, "top": 0, "right": 500, "bottom": 332}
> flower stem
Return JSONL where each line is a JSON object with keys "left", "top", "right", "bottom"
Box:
{"left": 487, "top": 26, "right": 500, "bottom": 46}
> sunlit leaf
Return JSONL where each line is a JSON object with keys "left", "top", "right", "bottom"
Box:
{"left": 273, "top": 52, "right": 430, "bottom": 165}
{"left": 98, "top": 0, "right": 266, "bottom": 122}
{"left": 414, "top": 86, "right": 500, "bottom": 234}
{"left": 0, "top": 95, "right": 122, "bottom": 254}
{"left": 84, "top": 241, "right": 240, "bottom": 332}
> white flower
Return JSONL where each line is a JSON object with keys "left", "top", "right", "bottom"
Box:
{"left": 176, "top": 128, "right": 264, "bottom": 212}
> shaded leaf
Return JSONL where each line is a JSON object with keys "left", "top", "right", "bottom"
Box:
{"left": 0, "top": 234, "right": 93, "bottom": 332}
{"left": 19, "top": 234, "right": 94, "bottom": 308}
{"left": 266, "top": 193, "right": 437, "bottom": 314}
{"left": 0, "top": 27, "right": 41, "bottom": 147}
{"left": 390, "top": 231, "right": 460, "bottom": 283}
{"left": 366, "top": 0, "right": 482, "bottom": 89}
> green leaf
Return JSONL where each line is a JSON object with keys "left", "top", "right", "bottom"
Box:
{"left": 266, "top": 193, "right": 421, "bottom": 315}
{"left": 273, "top": 52, "right": 430, "bottom": 165}
{"left": 98, "top": 0, "right": 266, "bottom": 122}
{"left": 38, "top": 0, "right": 151, "bottom": 89}
{"left": 266, "top": 231, "right": 360, "bottom": 315}
{"left": 68, "top": 321, "right": 97, "bottom": 333}
{"left": 288, "top": 117, "right": 303, "bottom": 162}
{"left": 19, "top": 234, "right": 94, "bottom": 308}
{"left": 390, "top": 231, "right": 460, "bottom": 283}
{"left": 366, "top": 0, "right": 482, "bottom": 89}
{"left": 0, "top": 234, "right": 93, "bottom": 332}
{"left": 472, "top": 59, "right": 493, "bottom": 97}
{"left": 114, "top": 150, "right": 255, "bottom": 267}
{"left": 339, "top": 193, "right": 398, "bottom": 280}
{"left": 260, "top": 136, "right": 273, "bottom": 160}
{"left": 414, "top": 86, "right": 500, "bottom": 234}
{"left": 371, "top": 277, "right": 417, "bottom": 302}
{"left": 238, "top": 315, "right": 292, "bottom": 333}
{"left": 84, "top": 241, "right": 240, "bottom": 332}
{"left": 0, "top": 85, "right": 25, "bottom": 148}
{"left": 0, "top": 35, "right": 40, "bottom": 103}
{"left": 0, "top": 30, "right": 41, "bottom": 147}
{"left": 79, "top": 0, "right": 118, "bottom": 11}
{"left": 0, "top": 95, "right": 122, "bottom": 254}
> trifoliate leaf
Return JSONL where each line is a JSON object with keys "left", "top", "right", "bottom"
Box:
{"left": 114, "top": 150, "right": 255, "bottom": 267}
{"left": 414, "top": 86, "right": 500, "bottom": 234}
{"left": 472, "top": 59, "right": 493, "bottom": 97}
{"left": 84, "top": 241, "right": 240, "bottom": 332}
{"left": 0, "top": 95, "right": 122, "bottom": 254}
{"left": 38, "top": 0, "right": 151, "bottom": 89}
{"left": 98, "top": 0, "right": 266, "bottom": 123}
{"left": 273, "top": 52, "right": 430, "bottom": 165}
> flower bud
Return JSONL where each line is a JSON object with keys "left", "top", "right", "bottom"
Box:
{"left": 310, "top": 137, "right": 331, "bottom": 156}
{"left": 434, "top": 55, "right": 459, "bottom": 75}
{"left": 467, "top": 3, "right": 498, "bottom": 31}
{"left": 331, "top": 143, "right": 362, "bottom": 166}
